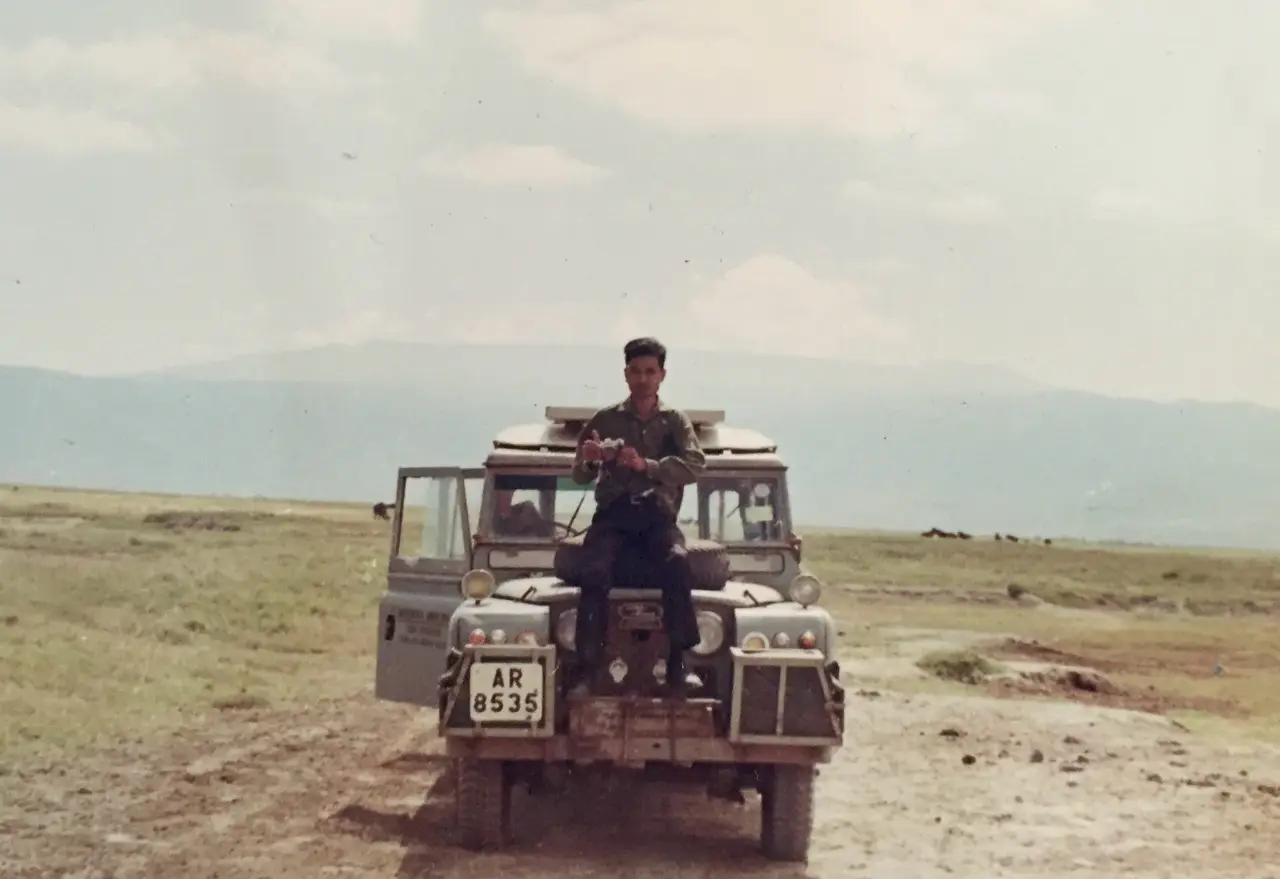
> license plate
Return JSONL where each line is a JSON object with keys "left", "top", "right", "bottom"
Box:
{"left": 468, "top": 661, "right": 544, "bottom": 723}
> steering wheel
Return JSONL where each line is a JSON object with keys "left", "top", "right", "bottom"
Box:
{"left": 553, "top": 521, "right": 584, "bottom": 538}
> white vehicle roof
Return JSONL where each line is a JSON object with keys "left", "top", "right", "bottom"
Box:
{"left": 485, "top": 406, "right": 783, "bottom": 469}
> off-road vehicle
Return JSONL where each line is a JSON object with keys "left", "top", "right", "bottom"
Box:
{"left": 374, "top": 407, "right": 845, "bottom": 861}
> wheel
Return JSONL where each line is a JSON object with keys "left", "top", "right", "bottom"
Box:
{"left": 760, "top": 764, "right": 816, "bottom": 862}
{"left": 455, "top": 758, "right": 511, "bottom": 851}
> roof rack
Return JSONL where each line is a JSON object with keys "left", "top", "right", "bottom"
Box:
{"left": 544, "top": 406, "right": 726, "bottom": 427}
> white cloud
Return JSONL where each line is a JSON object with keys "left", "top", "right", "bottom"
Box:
{"left": 481, "top": 0, "right": 1091, "bottom": 139}
{"left": 234, "top": 188, "right": 372, "bottom": 220}
{"left": 925, "top": 191, "right": 1003, "bottom": 221}
{"left": 263, "top": 0, "right": 426, "bottom": 45}
{"left": 364, "top": 98, "right": 396, "bottom": 125}
{"left": 1088, "top": 188, "right": 1170, "bottom": 220}
{"left": 685, "top": 255, "right": 913, "bottom": 360}
{"left": 0, "top": 31, "right": 349, "bottom": 97}
{"left": 845, "top": 179, "right": 1003, "bottom": 222}
{"left": 969, "top": 88, "right": 1055, "bottom": 121}
{"left": 419, "top": 255, "right": 911, "bottom": 363}
{"left": 289, "top": 309, "right": 416, "bottom": 348}
{"left": 1088, "top": 189, "right": 1274, "bottom": 240}
{"left": 452, "top": 302, "right": 585, "bottom": 344}
{"left": 0, "top": 104, "right": 162, "bottom": 155}
{"left": 419, "top": 144, "right": 610, "bottom": 188}
{"left": 846, "top": 256, "right": 920, "bottom": 282}
{"left": 844, "top": 179, "right": 892, "bottom": 205}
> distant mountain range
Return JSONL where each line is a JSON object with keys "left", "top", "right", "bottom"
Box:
{"left": 3, "top": 342, "right": 1278, "bottom": 550}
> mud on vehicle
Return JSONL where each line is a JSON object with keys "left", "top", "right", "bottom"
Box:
{"left": 374, "top": 407, "right": 845, "bottom": 862}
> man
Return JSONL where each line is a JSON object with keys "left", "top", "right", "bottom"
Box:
{"left": 569, "top": 337, "right": 706, "bottom": 697}
{"left": 492, "top": 489, "right": 553, "bottom": 538}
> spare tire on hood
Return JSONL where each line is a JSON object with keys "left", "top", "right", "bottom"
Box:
{"left": 554, "top": 533, "right": 731, "bottom": 591}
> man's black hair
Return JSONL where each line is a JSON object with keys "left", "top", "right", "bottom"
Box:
{"left": 623, "top": 336, "right": 667, "bottom": 368}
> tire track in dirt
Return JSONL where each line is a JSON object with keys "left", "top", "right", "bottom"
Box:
{"left": 3, "top": 680, "right": 1280, "bottom": 878}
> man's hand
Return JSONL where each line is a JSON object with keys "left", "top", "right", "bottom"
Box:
{"left": 580, "top": 430, "right": 604, "bottom": 463}
{"left": 616, "top": 446, "right": 648, "bottom": 472}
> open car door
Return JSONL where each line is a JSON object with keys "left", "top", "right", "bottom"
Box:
{"left": 375, "top": 465, "right": 484, "bottom": 707}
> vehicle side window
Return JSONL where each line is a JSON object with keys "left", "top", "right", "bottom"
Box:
{"left": 741, "top": 481, "right": 781, "bottom": 541}
{"left": 398, "top": 475, "right": 468, "bottom": 560}
{"left": 554, "top": 477, "right": 596, "bottom": 534}
{"left": 493, "top": 488, "right": 543, "bottom": 536}
{"left": 709, "top": 489, "right": 746, "bottom": 543}
{"left": 485, "top": 474, "right": 574, "bottom": 540}
{"left": 678, "top": 486, "right": 701, "bottom": 540}
{"left": 698, "top": 477, "right": 783, "bottom": 543}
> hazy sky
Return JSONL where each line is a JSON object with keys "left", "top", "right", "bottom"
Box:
{"left": 1, "top": 1, "right": 1278, "bottom": 405}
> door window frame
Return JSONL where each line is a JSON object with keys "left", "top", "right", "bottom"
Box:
{"left": 388, "top": 466, "right": 485, "bottom": 575}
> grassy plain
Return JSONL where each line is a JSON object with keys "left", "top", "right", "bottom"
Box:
{"left": 0, "top": 484, "right": 387, "bottom": 757}
{"left": 3, "top": 483, "right": 1279, "bottom": 759}
{"left": 805, "top": 531, "right": 1280, "bottom": 740}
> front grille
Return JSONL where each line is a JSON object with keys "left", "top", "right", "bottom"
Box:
{"left": 591, "top": 600, "right": 669, "bottom": 697}
{"left": 560, "top": 599, "right": 727, "bottom": 702}
{"left": 737, "top": 665, "right": 782, "bottom": 736}
{"left": 733, "top": 660, "right": 841, "bottom": 742}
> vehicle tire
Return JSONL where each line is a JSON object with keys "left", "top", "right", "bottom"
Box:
{"left": 553, "top": 534, "right": 731, "bottom": 591}
{"left": 456, "top": 758, "right": 511, "bottom": 851}
{"left": 683, "top": 540, "right": 732, "bottom": 591}
{"left": 760, "top": 764, "right": 815, "bottom": 862}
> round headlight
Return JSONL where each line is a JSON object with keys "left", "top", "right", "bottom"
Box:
{"left": 691, "top": 610, "right": 726, "bottom": 655}
{"left": 555, "top": 609, "right": 577, "bottom": 651}
{"left": 488, "top": 628, "right": 508, "bottom": 644}
{"left": 740, "top": 631, "right": 770, "bottom": 652}
{"left": 773, "top": 632, "right": 792, "bottom": 648}
{"left": 460, "top": 569, "right": 496, "bottom": 601}
{"left": 790, "top": 573, "right": 822, "bottom": 607}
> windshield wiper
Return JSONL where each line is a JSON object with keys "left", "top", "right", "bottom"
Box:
{"left": 563, "top": 490, "right": 588, "bottom": 535}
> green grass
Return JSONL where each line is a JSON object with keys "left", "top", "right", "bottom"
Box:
{"left": 0, "top": 485, "right": 387, "bottom": 756}
{"left": 4, "top": 483, "right": 1280, "bottom": 759}
{"left": 809, "top": 544, "right": 1280, "bottom": 741}
{"left": 916, "top": 649, "right": 1005, "bottom": 684}
{"left": 803, "top": 530, "right": 1280, "bottom": 614}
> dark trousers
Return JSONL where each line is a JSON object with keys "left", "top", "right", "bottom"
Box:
{"left": 574, "top": 493, "right": 700, "bottom": 671}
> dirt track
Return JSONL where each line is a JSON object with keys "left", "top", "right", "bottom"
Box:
{"left": 4, "top": 660, "right": 1280, "bottom": 879}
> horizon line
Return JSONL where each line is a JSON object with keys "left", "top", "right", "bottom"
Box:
{"left": 1, "top": 344, "right": 1275, "bottom": 412}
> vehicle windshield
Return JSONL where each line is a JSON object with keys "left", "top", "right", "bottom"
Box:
{"left": 692, "top": 473, "right": 788, "bottom": 543}
{"left": 485, "top": 471, "right": 788, "bottom": 544}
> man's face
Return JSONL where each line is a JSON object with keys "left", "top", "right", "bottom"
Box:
{"left": 624, "top": 355, "right": 665, "bottom": 398}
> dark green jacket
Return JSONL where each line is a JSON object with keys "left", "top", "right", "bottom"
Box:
{"left": 571, "top": 397, "right": 706, "bottom": 515}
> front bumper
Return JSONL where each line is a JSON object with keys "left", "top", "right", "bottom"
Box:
{"left": 437, "top": 643, "right": 845, "bottom": 762}
{"left": 445, "top": 730, "right": 836, "bottom": 765}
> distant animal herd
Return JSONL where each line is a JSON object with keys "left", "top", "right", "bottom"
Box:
{"left": 920, "top": 526, "right": 1052, "bottom": 546}
{"left": 371, "top": 498, "right": 1049, "bottom": 547}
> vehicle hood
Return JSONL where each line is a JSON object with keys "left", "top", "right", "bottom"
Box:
{"left": 492, "top": 575, "right": 785, "bottom": 607}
